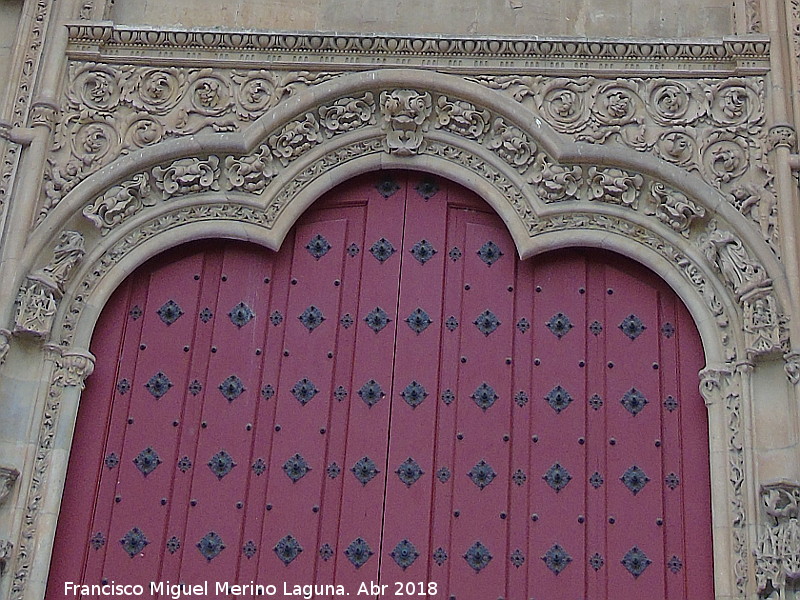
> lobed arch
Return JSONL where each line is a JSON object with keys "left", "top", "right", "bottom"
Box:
{"left": 2, "top": 67, "right": 795, "bottom": 600}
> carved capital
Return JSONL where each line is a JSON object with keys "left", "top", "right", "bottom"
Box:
{"left": 699, "top": 366, "right": 733, "bottom": 405}
{"left": 0, "top": 467, "right": 19, "bottom": 506}
{"left": 767, "top": 125, "right": 796, "bottom": 153}
{"left": 28, "top": 101, "right": 59, "bottom": 130}
{"left": 755, "top": 481, "right": 800, "bottom": 597}
{"left": 51, "top": 347, "right": 95, "bottom": 389}
{"left": 0, "top": 539, "right": 12, "bottom": 579}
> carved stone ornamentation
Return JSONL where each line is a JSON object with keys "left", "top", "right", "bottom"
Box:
{"left": 434, "top": 96, "right": 491, "bottom": 140}
{"left": 224, "top": 145, "right": 277, "bottom": 193}
{"left": 0, "top": 467, "right": 19, "bottom": 506}
{"left": 0, "top": 539, "right": 13, "bottom": 579}
{"left": 755, "top": 481, "right": 800, "bottom": 599}
{"left": 152, "top": 156, "right": 221, "bottom": 199}
{"left": 741, "top": 290, "right": 783, "bottom": 358}
{"left": 52, "top": 347, "right": 96, "bottom": 389}
{"left": 648, "top": 182, "right": 705, "bottom": 237}
{"left": 586, "top": 167, "right": 643, "bottom": 209}
{"left": 83, "top": 173, "right": 154, "bottom": 232}
{"left": 0, "top": 329, "right": 10, "bottom": 366}
{"left": 767, "top": 125, "right": 797, "bottom": 153}
{"left": 379, "top": 89, "right": 432, "bottom": 156}
{"left": 14, "top": 232, "right": 86, "bottom": 337}
{"left": 784, "top": 352, "right": 800, "bottom": 385}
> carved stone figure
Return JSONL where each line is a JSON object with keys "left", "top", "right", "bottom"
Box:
{"left": 83, "top": 173, "right": 154, "bottom": 232}
{"left": 14, "top": 232, "right": 85, "bottom": 337}
{"left": 649, "top": 182, "right": 705, "bottom": 237}
{"left": 742, "top": 290, "right": 783, "bottom": 357}
{"left": 587, "top": 166, "right": 643, "bottom": 209}
{"left": 755, "top": 481, "right": 800, "bottom": 599}
{"left": 0, "top": 540, "right": 13, "bottom": 579}
{"left": 700, "top": 219, "right": 770, "bottom": 298}
{"left": 0, "top": 466, "right": 19, "bottom": 506}
{"left": 379, "top": 89, "right": 432, "bottom": 156}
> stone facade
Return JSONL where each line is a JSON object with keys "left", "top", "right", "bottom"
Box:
{"left": 0, "top": 1, "right": 799, "bottom": 599}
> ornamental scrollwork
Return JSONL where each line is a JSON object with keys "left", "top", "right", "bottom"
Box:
{"left": 40, "top": 65, "right": 342, "bottom": 219}
{"left": 755, "top": 481, "right": 800, "bottom": 599}
{"left": 14, "top": 232, "right": 86, "bottom": 338}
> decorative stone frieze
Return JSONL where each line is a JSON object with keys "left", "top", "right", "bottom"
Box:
{"left": 755, "top": 481, "right": 800, "bottom": 599}
{"left": 0, "top": 467, "right": 19, "bottom": 506}
{"left": 14, "top": 232, "right": 85, "bottom": 338}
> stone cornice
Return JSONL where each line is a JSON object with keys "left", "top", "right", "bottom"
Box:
{"left": 65, "top": 23, "right": 770, "bottom": 76}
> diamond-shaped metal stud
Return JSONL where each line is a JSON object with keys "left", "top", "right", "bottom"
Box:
{"left": 665, "top": 473, "right": 680, "bottom": 489}
{"left": 415, "top": 180, "right": 439, "bottom": 199}
{"left": 116, "top": 379, "right": 131, "bottom": 395}
{"left": 243, "top": 540, "right": 257, "bottom": 558}
{"left": 589, "top": 393, "right": 603, "bottom": 410}
{"left": 621, "top": 547, "right": 652, "bottom": 577}
{"left": 661, "top": 322, "right": 675, "bottom": 338}
{"left": 199, "top": 307, "right": 213, "bottom": 323}
{"left": 351, "top": 456, "right": 379, "bottom": 486}
{"left": 157, "top": 300, "right": 183, "bottom": 325}
{"left": 334, "top": 386, "right": 348, "bottom": 402}
{"left": 472, "top": 382, "right": 498, "bottom": 411}
{"left": 219, "top": 375, "right": 245, "bottom": 402}
{"left": 621, "top": 466, "right": 650, "bottom": 495}
{"left": 590, "top": 553, "right": 605, "bottom": 571}
{"left": 274, "top": 534, "right": 303, "bottom": 565}
{"left": 473, "top": 310, "right": 500, "bottom": 336}
{"left": 327, "top": 463, "right": 341, "bottom": 478}
{"left": 133, "top": 447, "right": 161, "bottom": 476}
{"left": 319, "top": 543, "right": 334, "bottom": 561}
{"left": 130, "top": 305, "right": 143, "bottom": 320}
{"left": 589, "top": 320, "right": 603, "bottom": 335}
{"left": 395, "top": 457, "right": 424, "bottom": 487}
{"left": 188, "top": 379, "right": 202, "bottom": 396}
{"left": 298, "top": 305, "right": 325, "bottom": 331}
{"left": 546, "top": 312, "right": 573, "bottom": 338}
{"left": 229, "top": 301, "right": 254, "bottom": 327}
{"left": 345, "top": 537, "right": 374, "bottom": 568}
{"left": 664, "top": 395, "right": 679, "bottom": 411}
{"left": 376, "top": 178, "right": 400, "bottom": 198}
{"left": 512, "top": 469, "right": 527, "bottom": 485}
{"left": 120, "top": 527, "right": 149, "bottom": 557}
{"left": 177, "top": 456, "right": 192, "bottom": 472}
{"left": 619, "top": 314, "right": 647, "bottom": 340}
{"left": 252, "top": 458, "right": 266, "bottom": 476}
{"left": 410, "top": 239, "right": 437, "bottom": 265}
{"left": 546, "top": 385, "right": 573, "bottom": 413}
{"left": 364, "top": 307, "right": 391, "bottom": 333}
{"left": 441, "top": 389, "right": 455, "bottom": 405}
{"left": 145, "top": 372, "right": 172, "bottom": 398}
{"left": 207, "top": 450, "right": 236, "bottom": 480}
{"left": 436, "top": 467, "right": 451, "bottom": 483}
{"left": 542, "top": 544, "right": 572, "bottom": 575}
{"left": 370, "top": 238, "right": 396, "bottom": 263}
{"left": 104, "top": 453, "right": 119, "bottom": 469}
{"left": 445, "top": 316, "right": 458, "bottom": 331}
{"left": 405, "top": 307, "right": 432, "bottom": 334}
{"left": 668, "top": 555, "right": 683, "bottom": 573}
{"left": 306, "top": 234, "right": 331, "bottom": 259}
{"left": 270, "top": 310, "right": 283, "bottom": 326}
{"left": 468, "top": 460, "right": 496, "bottom": 490}
{"left": 543, "top": 463, "right": 572, "bottom": 492}
{"left": 516, "top": 318, "right": 531, "bottom": 333}
{"left": 433, "top": 547, "right": 448, "bottom": 565}
{"left": 283, "top": 454, "right": 311, "bottom": 482}
{"left": 291, "top": 378, "right": 319, "bottom": 405}
{"left": 90, "top": 532, "right": 106, "bottom": 550}
{"left": 464, "top": 541, "right": 493, "bottom": 572}
{"left": 449, "top": 247, "right": 462, "bottom": 261}
{"left": 166, "top": 536, "right": 181, "bottom": 554}
{"left": 510, "top": 549, "right": 525, "bottom": 568}
{"left": 621, "top": 388, "right": 648, "bottom": 416}
{"left": 477, "top": 241, "right": 503, "bottom": 266}
{"left": 391, "top": 539, "right": 420, "bottom": 570}
{"left": 514, "top": 391, "right": 529, "bottom": 407}
{"left": 347, "top": 242, "right": 360, "bottom": 257}
{"left": 358, "top": 379, "right": 385, "bottom": 407}
{"left": 590, "top": 472, "right": 604, "bottom": 488}
{"left": 261, "top": 384, "right": 275, "bottom": 400}
{"left": 340, "top": 313, "right": 354, "bottom": 328}
{"left": 401, "top": 381, "right": 428, "bottom": 408}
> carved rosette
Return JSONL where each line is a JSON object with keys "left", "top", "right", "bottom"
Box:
{"left": 755, "top": 481, "right": 800, "bottom": 599}
{"left": 14, "top": 232, "right": 86, "bottom": 338}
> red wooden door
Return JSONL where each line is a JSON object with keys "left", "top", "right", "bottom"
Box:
{"left": 48, "top": 172, "right": 713, "bottom": 599}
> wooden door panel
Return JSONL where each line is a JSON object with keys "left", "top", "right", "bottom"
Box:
{"left": 48, "top": 172, "right": 713, "bottom": 600}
